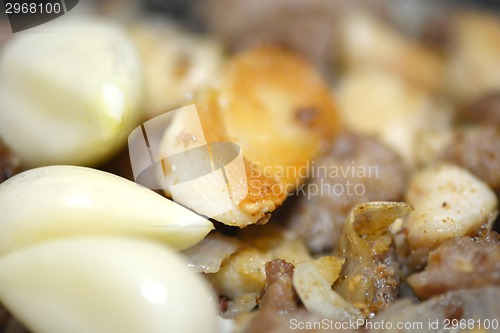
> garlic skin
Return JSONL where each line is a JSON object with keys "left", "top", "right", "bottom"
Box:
{"left": 0, "top": 17, "right": 144, "bottom": 167}
{"left": 0, "top": 237, "right": 219, "bottom": 333}
{"left": 0, "top": 166, "right": 213, "bottom": 255}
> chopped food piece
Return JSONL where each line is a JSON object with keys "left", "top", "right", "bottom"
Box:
{"left": 244, "top": 308, "right": 359, "bottom": 333}
{"left": 407, "top": 232, "right": 500, "bottom": 299}
{"left": 208, "top": 248, "right": 271, "bottom": 299}
{"left": 198, "top": 0, "right": 378, "bottom": 71}
{"left": 440, "top": 125, "right": 500, "bottom": 190}
{"left": 221, "top": 293, "right": 259, "bottom": 319}
{"left": 160, "top": 47, "right": 338, "bottom": 226}
{"left": 334, "top": 202, "right": 413, "bottom": 316}
{"left": 406, "top": 164, "right": 498, "bottom": 252}
{"left": 464, "top": 92, "right": 500, "bottom": 126}
{"left": 258, "top": 259, "right": 299, "bottom": 313}
{"left": 311, "top": 256, "right": 345, "bottom": 286}
{"left": 289, "top": 132, "right": 408, "bottom": 252}
{"left": 0, "top": 18, "right": 144, "bottom": 167}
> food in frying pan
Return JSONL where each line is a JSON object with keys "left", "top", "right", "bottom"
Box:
{"left": 0, "top": 1, "right": 499, "bottom": 333}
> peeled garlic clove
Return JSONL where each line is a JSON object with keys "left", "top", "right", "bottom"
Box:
{"left": 0, "top": 166, "right": 213, "bottom": 255}
{"left": 406, "top": 164, "right": 498, "bottom": 251}
{"left": 0, "top": 17, "right": 143, "bottom": 167}
{"left": 0, "top": 237, "right": 219, "bottom": 333}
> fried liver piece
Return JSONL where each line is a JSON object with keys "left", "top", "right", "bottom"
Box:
{"left": 258, "top": 259, "right": 299, "bottom": 313}
{"left": 0, "top": 139, "right": 22, "bottom": 184}
{"left": 407, "top": 232, "right": 500, "bottom": 299}
{"left": 289, "top": 132, "right": 408, "bottom": 252}
{"left": 440, "top": 125, "right": 500, "bottom": 190}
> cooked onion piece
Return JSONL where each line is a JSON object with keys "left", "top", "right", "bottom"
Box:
{"left": 128, "top": 19, "right": 224, "bottom": 118}
{"left": 0, "top": 237, "right": 219, "bottom": 333}
{"left": 219, "top": 46, "right": 338, "bottom": 186}
{"left": 0, "top": 17, "right": 143, "bottom": 167}
{"left": 334, "top": 202, "right": 413, "bottom": 316}
{"left": 182, "top": 232, "right": 242, "bottom": 274}
{"left": 0, "top": 166, "right": 213, "bottom": 255}
{"left": 339, "top": 11, "right": 445, "bottom": 92}
{"left": 446, "top": 12, "right": 500, "bottom": 104}
{"left": 293, "top": 261, "right": 363, "bottom": 322}
{"left": 159, "top": 47, "right": 338, "bottom": 226}
{"left": 222, "top": 293, "right": 259, "bottom": 319}
{"left": 337, "top": 69, "right": 452, "bottom": 167}
{"left": 406, "top": 164, "right": 498, "bottom": 252}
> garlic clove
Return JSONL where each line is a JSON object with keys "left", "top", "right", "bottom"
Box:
{"left": 0, "top": 237, "right": 219, "bottom": 333}
{"left": 0, "top": 17, "right": 144, "bottom": 167}
{"left": 0, "top": 166, "right": 213, "bottom": 255}
{"left": 218, "top": 46, "right": 339, "bottom": 187}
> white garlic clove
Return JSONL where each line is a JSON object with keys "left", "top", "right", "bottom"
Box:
{"left": 0, "top": 166, "right": 214, "bottom": 255}
{"left": 0, "top": 17, "right": 144, "bottom": 167}
{"left": 0, "top": 237, "right": 219, "bottom": 333}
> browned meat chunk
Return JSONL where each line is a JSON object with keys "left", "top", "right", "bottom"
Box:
{"left": 441, "top": 125, "right": 500, "bottom": 190}
{"left": 407, "top": 232, "right": 500, "bottom": 299}
{"left": 289, "top": 132, "right": 408, "bottom": 252}
{"left": 0, "top": 139, "right": 22, "bottom": 184}
{"left": 258, "top": 259, "right": 299, "bottom": 313}
{"left": 464, "top": 93, "right": 500, "bottom": 126}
